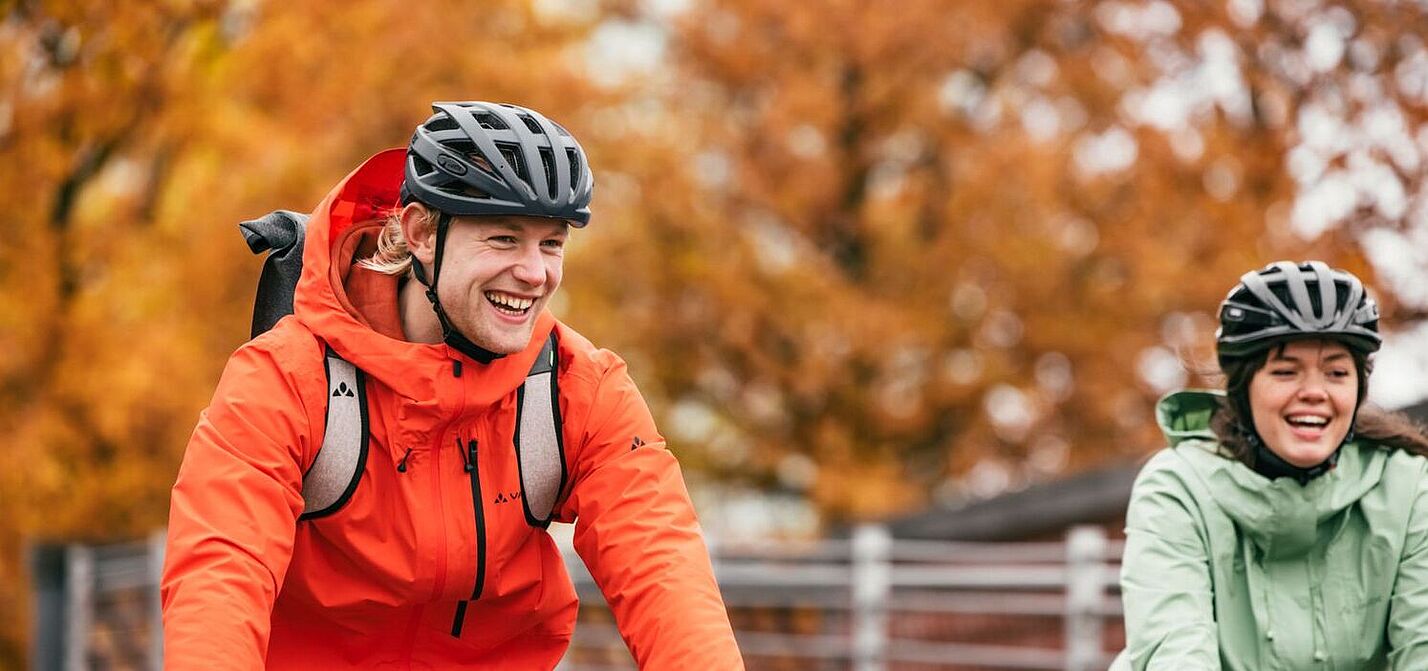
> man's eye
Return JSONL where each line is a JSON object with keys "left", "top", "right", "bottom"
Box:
{"left": 541, "top": 239, "right": 565, "bottom": 249}
{"left": 491, "top": 235, "right": 518, "bottom": 245}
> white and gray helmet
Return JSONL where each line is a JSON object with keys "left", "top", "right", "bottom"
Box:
{"left": 1216, "top": 260, "right": 1380, "bottom": 365}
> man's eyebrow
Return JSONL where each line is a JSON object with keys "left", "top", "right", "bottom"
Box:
{"left": 475, "top": 219, "right": 568, "bottom": 235}
{"left": 477, "top": 221, "right": 524, "bottom": 233}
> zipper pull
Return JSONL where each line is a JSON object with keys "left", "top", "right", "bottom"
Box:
{"left": 453, "top": 359, "right": 463, "bottom": 377}
{"left": 465, "top": 440, "right": 478, "bottom": 473}
{"left": 396, "top": 448, "right": 413, "bottom": 473}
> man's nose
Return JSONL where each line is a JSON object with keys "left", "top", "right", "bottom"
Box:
{"left": 511, "top": 245, "right": 546, "bottom": 287}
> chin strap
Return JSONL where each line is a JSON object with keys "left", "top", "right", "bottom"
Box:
{"left": 1231, "top": 386, "right": 1350, "bottom": 486}
{"left": 1247, "top": 428, "right": 1340, "bottom": 486}
{"left": 410, "top": 211, "right": 501, "bottom": 365}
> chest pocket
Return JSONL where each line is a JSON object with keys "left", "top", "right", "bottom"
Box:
{"left": 300, "top": 332, "right": 567, "bottom": 525}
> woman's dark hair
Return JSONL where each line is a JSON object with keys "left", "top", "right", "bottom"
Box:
{"left": 1210, "top": 340, "right": 1428, "bottom": 464}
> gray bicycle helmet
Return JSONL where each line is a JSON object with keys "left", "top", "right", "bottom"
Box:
{"left": 1216, "top": 260, "right": 1381, "bottom": 365}
{"left": 402, "top": 101, "right": 592, "bottom": 225}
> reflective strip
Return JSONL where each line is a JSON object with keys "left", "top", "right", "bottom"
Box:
{"left": 301, "top": 350, "right": 368, "bottom": 519}
{"left": 517, "top": 333, "right": 565, "bottom": 525}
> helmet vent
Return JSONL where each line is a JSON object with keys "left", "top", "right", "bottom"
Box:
{"left": 497, "top": 144, "right": 527, "bottom": 181}
{"left": 425, "top": 117, "right": 459, "bottom": 132}
{"left": 566, "top": 149, "right": 581, "bottom": 187}
{"left": 473, "top": 112, "right": 508, "bottom": 130}
{"left": 539, "top": 148, "right": 557, "bottom": 196}
{"left": 519, "top": 114, "right": 545, "bottom": 134}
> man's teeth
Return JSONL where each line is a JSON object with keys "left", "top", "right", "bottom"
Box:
{"left": 1287, "top": 415, "right": 1329, "bottom": 427}
{"left": 486, "top": 292, "right": 534, "bottom": 312}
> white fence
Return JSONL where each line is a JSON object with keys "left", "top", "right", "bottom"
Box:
{"left": 28, "top": 532, "right": 166, "bottom": 671}
{"left": 29, "top": 525, "right": 1122, "bottom": 670}
{"left": 559, "top": 524, "right": 1123, "bottom": 671}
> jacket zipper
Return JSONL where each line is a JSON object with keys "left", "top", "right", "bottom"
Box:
{"left": 451, "top": 438, "right": 486, "bottom": 637}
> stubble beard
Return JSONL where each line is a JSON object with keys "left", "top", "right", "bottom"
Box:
{"left": 452, "top": 300, "right": 537, "bottom": 355}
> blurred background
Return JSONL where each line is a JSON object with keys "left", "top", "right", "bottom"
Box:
{"left": 4, "top": 0, "right": 1428, "bottom": 668}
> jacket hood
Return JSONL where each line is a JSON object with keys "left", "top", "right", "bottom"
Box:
{"left": 292, "top": 148, "right": 555, "bottom": 407}
{"left": 1156, "top": 390, "right": 1387, "bottom": 558}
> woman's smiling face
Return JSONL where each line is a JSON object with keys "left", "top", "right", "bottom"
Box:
{"left": 1248, "top": 339, "right": 1359, "bottom": 468}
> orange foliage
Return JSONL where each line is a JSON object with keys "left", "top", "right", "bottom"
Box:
{"left": 562, "top": 0, "right": 1428, "bottom": 524}
{"left": 2, "top": 0, "right": 1427, "bottom": 665}
{"left": 0, "top": 0, "right": 609, "bottom": 663}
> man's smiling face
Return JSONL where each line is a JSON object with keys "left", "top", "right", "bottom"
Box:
{"left": 430, "top": 214, "right": 568, "bottom": 354}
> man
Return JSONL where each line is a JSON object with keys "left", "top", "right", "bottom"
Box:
{"left": 161, "top": 101, "right": 744, "bottom": 669}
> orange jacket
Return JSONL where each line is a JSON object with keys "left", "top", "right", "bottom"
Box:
{"left": 161, "top": 149, "right": 744, "bottom": 670}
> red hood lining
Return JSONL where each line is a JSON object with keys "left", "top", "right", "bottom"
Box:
{"left": 330, "top": 221, "right": 406, "bottom": 341}
{"left": 326, "top": 148, "right": 405, "bottom": 247}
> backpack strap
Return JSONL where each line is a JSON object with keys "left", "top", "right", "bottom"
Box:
{"left": 292, "top": 334, "right": 562, "bottom": 525}
{"left": 300, "top": 347, "right": 370, "bottom": 519}
{"left": 239, "top": 212, "right": 369, "bottom": 520}
{"left": 515, "top": 331, "right": 567, "bottom": 526}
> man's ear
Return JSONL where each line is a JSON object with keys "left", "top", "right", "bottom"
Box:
{"left": 399, "top": 203, "right": 437, "bottom": 267}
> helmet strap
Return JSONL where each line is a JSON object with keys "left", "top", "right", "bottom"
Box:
{"left": 411, "top": 211, "right": 501, "bottom": 365}
{"left": 1247, "top": 428, "right": 1339, "bottom": 486}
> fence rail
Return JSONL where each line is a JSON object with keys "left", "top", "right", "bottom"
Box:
{"left": 559, "top": 524, "right": 1122, "bottom": 671}
{"left": 30, "top": 525, "right": 1122, "bottom": 671}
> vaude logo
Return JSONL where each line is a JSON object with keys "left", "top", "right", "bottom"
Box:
{"left": 493, "top": 491, "right": 522, "bottom": 505}
{"left": 630, "top": 436, "right": 645, "bottom": 451}
{"left": 332, "top": 382, "right": 356, "bottom": 398}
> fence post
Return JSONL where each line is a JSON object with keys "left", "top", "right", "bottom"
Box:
{"left": 28, "top": 544, "right": 65, "bottom": 671}
{"left": 1064, "top": 525, "right": 1107, "bottom": 671}
{"left": 63, "top": 544, "right": 94, "bottom": 671}
{"left": 851, "top": 524, "right": 890, "bottom": 671}
{"left": 148, "top": 530, "right": 167, "bottom": 671}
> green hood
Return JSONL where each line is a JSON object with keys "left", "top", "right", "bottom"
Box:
{"left": 1154, "top": 390, "right": 1388, "bottom": 558}
{"left": 1155, "top": 389, "right": 1222, "bottom": 447}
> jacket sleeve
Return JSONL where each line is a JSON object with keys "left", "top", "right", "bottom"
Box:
{"left": 1388, "top": 467, "right": 1428, "bottom": 669}
{"left": 556, "top": 353, "right": 744, "bottom": 670}
{"left": 1120, "top": 452, "right": 1221, "bottom": 671}
{"left": 161, "top": 339, "right": 314, "bottom": 669}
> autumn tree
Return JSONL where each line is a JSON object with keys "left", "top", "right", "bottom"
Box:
{"left": 560, "top": 0, "right": 1428, "bottom": 522}
{"left": 0, "top": 0, "right": 611, "bottom": 662}
{"left": 4, "top": 0, "right": 1428, "bottom": 664}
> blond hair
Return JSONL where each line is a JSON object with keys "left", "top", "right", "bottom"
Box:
{"left": 357, "top": 208, "right": 434, "bottom": 276}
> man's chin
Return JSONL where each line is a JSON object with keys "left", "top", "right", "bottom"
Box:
{"left": 463, "top": 323, "right": 534, "bottom": 355}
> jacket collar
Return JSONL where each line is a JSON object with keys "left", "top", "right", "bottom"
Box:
{"left": 1157, "top": 390, "right": 1386, "bottom": 558}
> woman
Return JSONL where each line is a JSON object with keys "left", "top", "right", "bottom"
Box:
{"left": 1116, "top": 260, "right": 1428, "bottom": 670}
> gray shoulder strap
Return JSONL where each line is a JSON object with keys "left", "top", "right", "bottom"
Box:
{"left": 516, "top": 332, "right": 567, "bottom": 526}
{"left": 300, "top": 347, "right": 369, "bottom": 519}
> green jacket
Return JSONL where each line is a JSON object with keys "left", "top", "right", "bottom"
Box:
{"left": 1118, "top": 390, "right": 1428, "bottom": 671}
